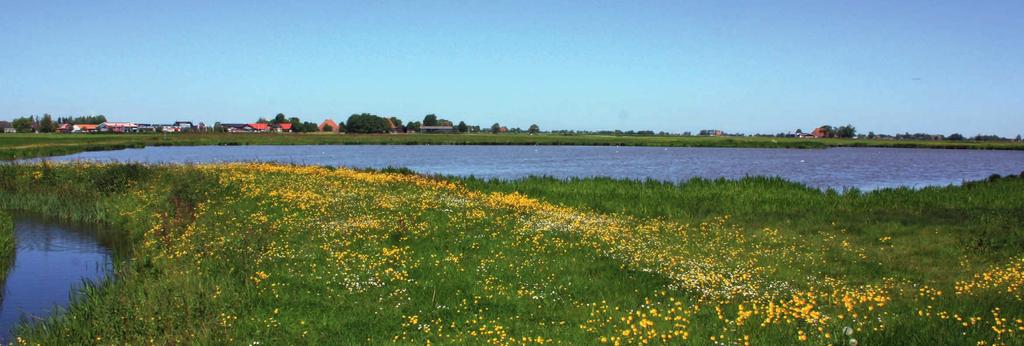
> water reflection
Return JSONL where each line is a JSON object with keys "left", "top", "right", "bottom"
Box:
{"left": 0, "top": 216, "right": 115, "bottom": 341}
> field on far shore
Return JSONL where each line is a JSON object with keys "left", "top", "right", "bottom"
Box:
{"left": 3, "top": 132, "right": 1023, "bottom": 160}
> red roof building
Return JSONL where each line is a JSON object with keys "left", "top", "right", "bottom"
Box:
{"left": 812, "top": 127, "right": 829, "bottom": 138}
{"left": 319, "top": 119, "right": 339, "bottom": 133}
{"left": 249, "top": 123, "right": 269, "bottom": 132}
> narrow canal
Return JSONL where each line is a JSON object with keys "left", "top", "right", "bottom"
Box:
{"left": 0, "top": 216, "right": 119, "bottom": 341}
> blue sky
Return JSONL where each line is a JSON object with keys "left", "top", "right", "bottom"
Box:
{"left": 1, "top": 1, "right": 1022, "bottom": 136}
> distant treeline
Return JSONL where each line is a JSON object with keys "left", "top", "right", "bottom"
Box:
{"left": 3, "top": 113, "right": 1021, "bottom": 142}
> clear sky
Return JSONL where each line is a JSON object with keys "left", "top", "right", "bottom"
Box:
{"left": 1, "top": 1, "right": 1022, "bottom": 136}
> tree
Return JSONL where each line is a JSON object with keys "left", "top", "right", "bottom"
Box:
{"left": 457, "top": 121, "right": 468, "bottom": 133}
{"left": 490, "top": 123, "right": 501, "bottom": 134}
{"left": 213, "top": 122, "right": 225, "bottom": 133}
{"left": 289, "top": 117, "right": 303, "bottom": 132}
{"left": 12, "top": 116, "right": 33, "bottom": 133}
{"left": 388, "top": 117, "right": 403, "bottom": 129}
{"left": 273, "top": 113, "right": 288, "bottom": 124}
{"left": 948, "top": 133, "right": 964, "bottom": 141}
{"left": 423, "top": 114, "right": 438, "bottom": 126}
{"left": 867, "top": 131, "right": 876, "bottom": 139}
{"left": 346, "top": 113, "right": 390, "bottom": 133}
{"left": 406, "top": 121, "right": 421, "bottom": 132}
{"left": 39, "top": 114, "right": 56, "bottom": 133}
{"left": 301, "top": 122, "right": 318, "bottom": 132}
{"left": 835, "top": 124, "right": 856, "bottom": 138}
{"left": 322, "top": 124, "right": 333, "bottom": 133}
{"left": 528, "top": 124, "right": 540, "bottom": 134}
{"left": 67, "top": 115, "right": 106, "bottom": 124}
{"left": 256, "top": 117, "right": 269, "bottom": 124}
{"left": 1016, "top": 135, "right": 1022, "bottom": 142}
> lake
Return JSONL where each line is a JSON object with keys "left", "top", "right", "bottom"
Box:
{"left": 0, "top": 217, "right": 114, "bottom": 341}
{"left": 41, "top": 145, "right": 1024, "bottom": 190}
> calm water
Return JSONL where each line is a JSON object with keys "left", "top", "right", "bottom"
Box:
{"left": 0, "top": 217, "right": 113, "bottom": 341}
{"left": 44, "top": 145, "right": 1024, "bottom": 190}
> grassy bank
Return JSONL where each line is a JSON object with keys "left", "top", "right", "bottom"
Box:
{"left": 0, "top": 211, "right": 14, "bottom": 286}
{"left": 0, "top": 162, "right": 1021, "bottom": 344}
{"left": 3, "top": 133, "right": 1023, "bottom": 160}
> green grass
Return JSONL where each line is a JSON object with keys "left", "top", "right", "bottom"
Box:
{"left": 3, "top": 132, "right": 1023, "bottom": 160}
{"left": 0, "top": 210, "right": 14, "bottom": 287}
{"left": 458, "top": 174, "right": 1024, "bottom": 283}
{"left": 0, "top": 163, "right": 1021, "bottom": 344}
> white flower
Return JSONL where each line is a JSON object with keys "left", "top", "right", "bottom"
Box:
{"left": 842, "top": 326, "right": 854, "bottom": 336}
{"left": 849, "top": 338, "right": 858, "bottom": 346}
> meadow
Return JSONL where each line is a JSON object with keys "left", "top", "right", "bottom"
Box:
{"left": 3, "top": 132, "right": 1023, "bottom": 160}
{"left": 0, "top": 162, "right": 1021, "bottom": 344}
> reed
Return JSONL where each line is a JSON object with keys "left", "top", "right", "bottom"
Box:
{"left": 0, "top": 211, "right": 14, "bottom": 285}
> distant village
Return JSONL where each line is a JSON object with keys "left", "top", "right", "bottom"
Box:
{"left": 1, "top": 113, "right": 1020, "bottom": 142}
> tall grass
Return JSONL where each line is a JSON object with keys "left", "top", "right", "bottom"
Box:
{"left": 0, "top": 210, "right": 14, "bottom": 285}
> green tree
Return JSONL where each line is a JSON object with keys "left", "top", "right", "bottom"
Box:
{"left": 256, "top": 117, "right": 269, "bottom": 124}
{"left": 39, "top": 114, "right": 56, "bottom": 133}
{"left": 423, "top": 114, "right": 438, "bottom": 126}
{"left": 273, "top": 113, "right": 288, "bottom": 124}
{"left": 322, "top": 124, "right": 333, "bottom": 132}
{"left": 12, "top": 117, "right": 33, "bottom": 133}
{"left": 289, "top": 117, "right": 303, "bottom": 132}
{"left": 948, "top": 133, "right": 964, "bottom": 141}
{"left": 407, "top": 121, "right": 421, "bottom": 132}
{"left": 835, "top": 124, "right": 856, "bottom": 138}
{"left": 490, "top": 123, "right": 501, "bottom": 134}
{"left": 68, "top": 115, "right": 106, "bottom": 124}
{"left": 528, "top": 124, "right": 540, "bottom": 134}
{"left": 388, "top": 117, "right": 403, "bottom": 130}
{"left": 457, "top": 121, "right": 468, "bottom": 133}
{"left": 346, "top": 113, "right": 390, "bottom": 133}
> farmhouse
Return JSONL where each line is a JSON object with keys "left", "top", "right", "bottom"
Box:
{"left": 97, "top": 122, "right": 138, "bottom": 133}
{"left": 420, "top": 125, "right": 455, "bottom": 133}
{"left": 74, "top": 124, "right": 99, "bottom": 133}
{"left": 271, "top": 123, "right": 292, "bottom": 133}
{"left": 811, "top": 127, "right": 829, "bottom": 138}
{"left": 319, "top": 119, "right": 339, "bottom": 133}
{"left": 248, "top": 123, "right": 270, "bottom": 132}
{"left": 221, "top": 123, "right": 252, "bottom": 133}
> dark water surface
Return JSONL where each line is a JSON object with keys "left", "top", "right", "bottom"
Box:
{"left": 0, "top": 217, "right": 114, "bottom": 341}
{"left": 45, "top": 145, "right": 1024, "bottom": 190}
